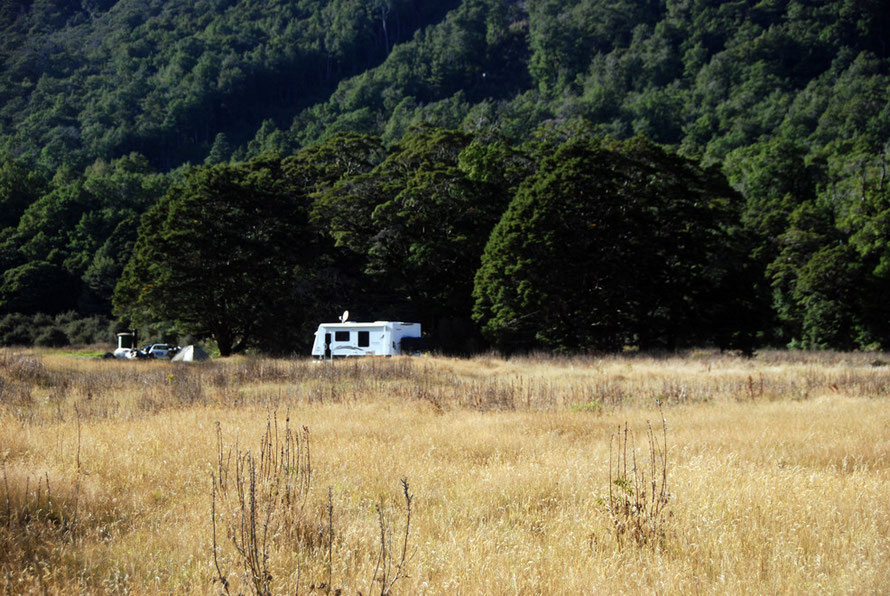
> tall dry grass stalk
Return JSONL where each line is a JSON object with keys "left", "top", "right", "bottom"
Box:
{"left": 1, "top": 347, "right": 889, "bottom": 592}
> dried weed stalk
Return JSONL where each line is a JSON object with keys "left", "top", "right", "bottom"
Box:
{"left": 369, "top": 478, "right": 414, "bottom": 596}
{"left": 604, "top": 407, "right": 670, "bottom": 549}
{"left": 212, "top": 413, "right": 312, "bottom": 595}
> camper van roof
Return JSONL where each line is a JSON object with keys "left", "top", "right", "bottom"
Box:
{"left": 318, "top": 321, "right": 413, "bottom": 328}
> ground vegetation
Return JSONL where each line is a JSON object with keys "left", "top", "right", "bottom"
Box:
{"left": 1, "top": 349, "right": 889, "bottom": 593}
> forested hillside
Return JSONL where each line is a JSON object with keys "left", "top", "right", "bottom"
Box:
{"left": 0, "top": 0, "right": 458, "bottom": 169}
{"left": 1, "top": 0, "right": 889, "bottom": 353}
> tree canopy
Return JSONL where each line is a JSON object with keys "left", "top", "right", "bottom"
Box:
{"left": 113, "top": 157, "right": 313, "bottom": 356}
{"left": 473, "top": 136, "right": 755, "bottom": 352}
{"left": 2, "top": 0, "right": 890, "bottom": 353}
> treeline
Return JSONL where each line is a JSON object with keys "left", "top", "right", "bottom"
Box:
{"left": 103, "top": 124, "right": 886, "bottom": 355}
{"left": 1, "top": 0, "right": 890, "bottom": 353}
{"left": 2, "top": 123, "right": 889, "bottom": 354}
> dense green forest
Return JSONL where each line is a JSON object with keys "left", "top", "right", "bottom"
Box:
{"left": 1, "top": 0, "right": 889, "bottom": 354}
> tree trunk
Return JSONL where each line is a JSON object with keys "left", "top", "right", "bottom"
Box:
{"left": 215, "top": 329, "right": 233, "bottom": 357}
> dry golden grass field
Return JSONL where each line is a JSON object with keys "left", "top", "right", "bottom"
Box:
{"left": 2, "top": 348, "right": 889, "bottom": 594}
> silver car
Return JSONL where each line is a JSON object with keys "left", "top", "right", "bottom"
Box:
{"left": 145, "top": 344, "right": 174, "bottom": 359}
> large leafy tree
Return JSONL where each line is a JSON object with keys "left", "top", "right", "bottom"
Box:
{"left": 759, "top": 143, "right": 890, "bottom": 350}
{"left": 279, "top": 133, "right": 389, "bottom": 331}
{"left": 722, "top": 137, "right": 823, "bottom": 344}
{"left": 312, "top": 126, "right": 515, "bottom": 351}
{"left": 114, "top": 157, "right": 312, "bottom": 356}
{"left": 473, "top": 135, "right": 755, "bottom": 352}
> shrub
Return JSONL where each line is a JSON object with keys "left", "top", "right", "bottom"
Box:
{"left": 0, "top": 313, "right": 121, "bottom": 346}
{"left": 0, "top": 324, "right": 34, "bottom": 346}
{"left": 0, "top": 314, "right": 34, "bottom": 346}
{"left": 62, "top": 315, "right": 111, "bottom": 345}
{"left": 34, "top": 327, "right": 70, "bottom": 348}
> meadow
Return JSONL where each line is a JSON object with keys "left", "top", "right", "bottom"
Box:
{"left": 1, "top": 348, "right": 889, "bottom": 594}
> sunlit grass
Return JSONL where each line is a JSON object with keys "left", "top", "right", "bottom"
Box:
{"left": 1, "top": 348, "right": 889, "bottom": 593}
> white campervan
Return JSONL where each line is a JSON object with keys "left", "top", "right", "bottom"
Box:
{"left": 311, "top": 318, "right": 422, "bottom": 359}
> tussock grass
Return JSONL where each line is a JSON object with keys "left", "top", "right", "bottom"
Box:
{"left": 1, "top": 348, "right": 889, "bottom": 593}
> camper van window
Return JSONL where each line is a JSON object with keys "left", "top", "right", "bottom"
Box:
{"left": 334, "top": 331, "right": 350, "bottom": 342}
{"left": 358, "top": 331, "right": 369, "bottom": 347}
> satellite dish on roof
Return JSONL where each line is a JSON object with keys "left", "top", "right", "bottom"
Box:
{"left": 340, "top": 310, "right": 349, "bottom": 323}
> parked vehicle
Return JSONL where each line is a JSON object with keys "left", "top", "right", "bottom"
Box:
{"left": 112, "top": 331, "right": 140, "bottom": 359}
{"left": 144, "top": 344, "right": 178, "bottom": 359}
{"left": 311, "top": 312, "right": 423, "bottom": 359}
{"left": 108, "top": 332, "right": 180, "bottom": 360}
